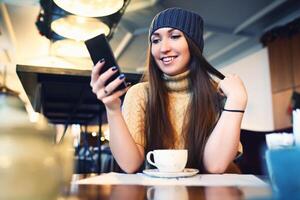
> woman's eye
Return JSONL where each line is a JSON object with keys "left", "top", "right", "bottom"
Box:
{"left": 151, "top": 38, "right": 160, "bottom": 44}
{"left": 171, "top": 35, "right": 181, "bottom": 39}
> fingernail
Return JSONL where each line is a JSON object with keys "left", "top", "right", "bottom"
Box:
{"left": 119, "top": 74, "right": 125, "bottom": 80}
{"left": 99, "top": 58, "right": 105, "bottom": 63}
{"left": 126, "top": 82, "right": 132, "bottom": 87}
{"left": 112, "top": 66, "right": 118, "bottom": 71}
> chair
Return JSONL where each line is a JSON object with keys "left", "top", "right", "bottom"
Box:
{"left": 235, "top": 127, "right": 292, "bottom": 175}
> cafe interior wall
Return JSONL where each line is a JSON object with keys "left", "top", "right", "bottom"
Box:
{"left": 221, "top": 48, "right": 274, "bottom": 131}
{"left": 0, "top": 1, "right": 278, "bottom": 131}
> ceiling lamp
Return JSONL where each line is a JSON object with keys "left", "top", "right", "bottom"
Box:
{"left": 50, "top": 15, "right": 110, "bottom": 41}
{"left": 51, "top": 39, "right": 90, "bottom": 58}
{"left": 53, "top": 0, "right": 124, "bottom": 17}
{"left": 37, "top": 0, "right": 130, "bottom": 41}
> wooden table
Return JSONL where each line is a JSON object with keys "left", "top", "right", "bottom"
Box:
{"left": 58, "top": 174, "right": 272, "bottom": 200}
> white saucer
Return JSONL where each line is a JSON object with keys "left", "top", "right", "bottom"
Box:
{"left": 143, "top": 168, "right": 199, "bottom": 178}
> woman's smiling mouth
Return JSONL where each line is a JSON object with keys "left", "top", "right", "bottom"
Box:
{"left": 160, "top": 56, "right": 178, "bottom": 65}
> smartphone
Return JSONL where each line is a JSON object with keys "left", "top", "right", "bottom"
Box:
{"left": 85, "top": 34, "right": 127, "bottom": 92}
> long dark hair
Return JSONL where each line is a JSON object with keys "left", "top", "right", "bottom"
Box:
{"left": 143, "top": 34, "right": 222, "bottom": 172}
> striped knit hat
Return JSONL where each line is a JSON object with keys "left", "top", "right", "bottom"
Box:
{"left": 149, "top": 7, "right": 204, "bottom": 52}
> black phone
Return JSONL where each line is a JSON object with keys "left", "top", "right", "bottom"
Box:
{"left": 85, "top": 34, "right": 127, "bottom": 92}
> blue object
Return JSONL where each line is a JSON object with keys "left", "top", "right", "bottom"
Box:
{"left": 265, "top": 147, "right": 300, "bottom": 199}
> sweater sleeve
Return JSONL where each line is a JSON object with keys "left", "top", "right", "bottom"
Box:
{"left": 122, "top": 83, "right": 148, "bottom": 147}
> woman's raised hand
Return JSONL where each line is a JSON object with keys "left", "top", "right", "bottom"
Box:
{"left": 90, "top": 59, "right": 129, "bottom": 111}
{"left": 218, "top": 74, "right": 248, "bottom": 110}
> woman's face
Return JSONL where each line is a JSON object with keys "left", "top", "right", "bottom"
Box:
{"left": 150, "top": 28, "right": 191, "bottom": 76}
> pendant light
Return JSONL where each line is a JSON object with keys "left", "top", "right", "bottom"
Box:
{"left": 53, "top": 0, "right": 124, "bottom": 17}
{"left": 51, "top": 39, "right": 90, "bottom": 58}
{"left": 51, "top": 15, "right": 110, "bottom": 41}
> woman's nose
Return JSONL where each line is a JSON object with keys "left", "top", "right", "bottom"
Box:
{"left": 160, "top": 39, "right": 171, "bottom": 53}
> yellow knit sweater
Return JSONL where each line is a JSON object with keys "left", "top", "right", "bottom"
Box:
{"left": 122, "top": 70, "right": 191, "bottom": 148}
{"left": 122, "top": 70, "right": 242, "bottom": 152}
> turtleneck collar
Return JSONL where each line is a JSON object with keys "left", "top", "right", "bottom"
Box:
{"left": 162, "top": 70, "right": 189, "bottom": 92}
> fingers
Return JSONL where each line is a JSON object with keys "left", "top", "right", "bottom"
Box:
{"left": 101, "top": 87, "right": 130, "bottom": 104}
{"left": 91, "top": 67, "right": 119, "bottom": 94}
{"left": 217, "top": 73, "right": 238, "bottom": 93}
{"left": 90, "top": 59, "right": 105, "bottom": 86}
{"left": 217, "top": 73, "right": 247, "bottom": 100}
{"left": 218, "top": 73, "right": 238, "bottom": 86}
{"left": 102, "top": 74, "right": 125, "bottom": 95}
{"left": 90, "top": 59, "right": 131, "bottom": 110}
{"left": 95, "top": 74, "right": 126, "bottom": 100}
{"left": 218, "top": 88, "right": 225, "bottom": 96}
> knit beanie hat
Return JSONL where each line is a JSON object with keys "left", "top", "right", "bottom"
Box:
{"left": 149, "top": 7, "right": 204, "bottom": 52}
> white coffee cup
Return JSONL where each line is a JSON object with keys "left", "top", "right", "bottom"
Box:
{"left": 146, "top": 149, "right": 188, "bottom": 173}
{"left": 147, "top": 186, "right": 188, "bottom": 200}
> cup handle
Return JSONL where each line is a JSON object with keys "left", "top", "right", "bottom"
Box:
{"left": 146, "top": 187, "right": 155, "bottom": 200}
{"left": 146, "top": 151, "right": 157, "bottom": 167}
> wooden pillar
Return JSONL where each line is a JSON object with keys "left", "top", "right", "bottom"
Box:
{"left": 268, "top": 33, "right": 300, "bottom": 129}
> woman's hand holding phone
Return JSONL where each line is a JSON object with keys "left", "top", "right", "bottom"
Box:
{"left": 90, "top": 59, "right": 130, "bottom": 111}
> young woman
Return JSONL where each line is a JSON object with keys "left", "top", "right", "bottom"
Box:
{"left": 90, "top": 7, "right": 247, "bottom": 173}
